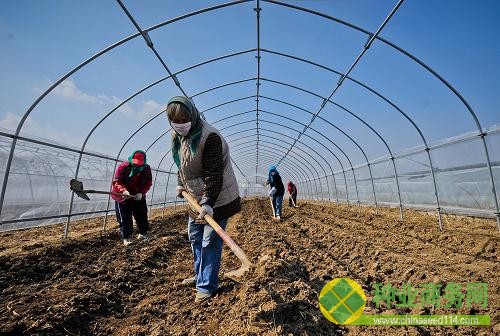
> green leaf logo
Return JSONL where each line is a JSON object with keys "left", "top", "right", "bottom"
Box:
{"left": 319, "top": 277, "right": 366, "bottom": 325}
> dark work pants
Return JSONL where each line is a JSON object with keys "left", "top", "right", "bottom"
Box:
{"left": 115, "top": 198, "right": 149, "bottom": 239}
{"left": 288, "top": 192, "right": 297, "bottom": 206}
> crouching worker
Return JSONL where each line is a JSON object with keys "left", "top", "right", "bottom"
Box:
{"left": 287, "top": 181, "right": 298, "bottom": 207}
{"left": 112, "top": 150, "right": 152, "bottom": 246}
{"left": 166, "top": 96, "right": 241, "bottom": 303}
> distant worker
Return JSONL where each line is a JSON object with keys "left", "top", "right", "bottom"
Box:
{"left": 287, "top": 181, "right": 298, "bottom": 208}
{"left": 166, "top": 96, "right": 241, "bottom": 303}
{"left": 112, "top": 150, "right": 153, "bottom": 246}
{"left": 266, "top": 165, "right": 285, "bottom": 220}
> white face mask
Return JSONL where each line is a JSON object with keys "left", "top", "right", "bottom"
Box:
{"left": 171, "top": 121, "right": 191, "bottom": 136}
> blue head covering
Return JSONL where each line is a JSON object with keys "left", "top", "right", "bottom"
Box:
{"left": 268, "top": 165, "right": 279, "bottom": 183}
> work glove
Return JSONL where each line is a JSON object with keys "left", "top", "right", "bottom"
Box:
{"left": 122, "top": 190, "right": 130, "bottom": 197}
{"left": 176, "top": 186, "right": 185, "bottom": 198}
{"left": 198, "top": 204, "right": 214, "bottom": 219}
{"left": 269, "top": 187, "right": 277, "bottom": 197}
{"left": 133, "top": 193, "right": 142, "bottom": 201}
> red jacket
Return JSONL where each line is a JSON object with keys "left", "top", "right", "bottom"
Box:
{"left": 287, "top": 182, "right": 297, "bottom": 195}
{"left": 111, "top": 161, "right": 152, "bottom": 202}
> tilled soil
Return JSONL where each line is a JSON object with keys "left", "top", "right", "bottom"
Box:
{"left": 0, "top": 198, "right": 498, "bottom": 335}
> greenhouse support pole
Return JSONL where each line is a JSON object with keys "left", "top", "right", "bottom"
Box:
{"left": 367, "top": 163, "right": 378, "bottom": 214}
{"left": 332, "top": 173, "right": 339, "bottom": 202}
{"left": 391, "top": 157, "right": 404, "bottom": 221}
{"left": 426, "top": 148, "right": 443, "bottom": 230}
{"left": 64, "top": 152, "right": 84, "bottom": 238}
{"left": 149, "top": 166, "right": 162, "bottom": 213}
{"left": 313, "top": 178, "right": 319, "bottom": 201}
{"left": 342, "top": 169, "right": 349, "bottom": 205}
{"left": 315, "top": 177, "right": 322, "bottom": 201}
{"left": 304, "top": 181, "right": 311, "bottom": 200}
{"left": 301, "top": 182, "right": 307, "bottom": 200}
{"left": 480, "top": 134, "right": 500, "bottom": 231}
{"left": 162, "top": 162, "right": 175, "bottom": 218}
{"left": 325, "top": 175, "right": 331, "bottom": 201}
{"left": 351, "top": 167, "right": 361, "bottom": 212}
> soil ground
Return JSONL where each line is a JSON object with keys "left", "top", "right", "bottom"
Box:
{"left": 0, "top": 198, "right": 498, "bottom": 335}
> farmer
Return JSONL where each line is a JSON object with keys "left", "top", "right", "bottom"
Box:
{"left": 111, "top": 150, "right": 152, "bottom": 246}
{"left": 166, "top": 96, "right": 241, "bottom": 303}
{"left": 266, "top": 165, "right": 285, "bottom": 220}
{"left": 287, "top": 181, "right": 298, "bottom": 207}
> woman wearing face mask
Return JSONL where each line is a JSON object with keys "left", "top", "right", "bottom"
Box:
{"left": 166, "top": 96, "right": 241, "bottom": 303}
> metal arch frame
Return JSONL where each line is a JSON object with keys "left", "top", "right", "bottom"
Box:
{"left": 116, "top": 0, "right": 251, "bottom": 183}
{"left": 218, "top": 122, "right": 326, "bottom": 190}
{"left": 0, "top": 0, "right": 497, "bottom": 229}
{"left": 188, "top": 95, "right": 356, "bottom": 204}
{"left": 260, "top": 110, "right": 365, "bottom": 205}
{"left": 200, "top": 105, "right": 346, "bottom": 199}
{"left": 130, "top": 69, "right": 402, "bottom": 213}
{"left": 226, "top": 136, "right": 323, "bottom": 199}
{"left": 0, "top": 0, "right": 256, "bottom": 221}
{"left": 231, "top": 153, "right": 312, "bottom": 198}
{"left": 67, "top": 52, "right": 257, "bottom": 223}
{"left": 85, "top": 0, "right": 402, "bottom": 220}
{"left": 232, "top": 151, "right": 298, "bottom": 184}
{"left": 229, "top": 140, "right": 320, "bottom": 197}
{"left": 260, "top": 92, "right": 403, "bottom": 218}
{"left": 172, "top": 73, "right": 403, "bottom": 206}
{"left": 229, "top": 124, "right": 338, "bottom": 200}
{"left": 227, "top": 129, "right": 333, "bottom": 200}
{"left": 224, "top": 126, "right": 340, "bottom": 201}
{"left": 198, "top": 96, "right": 347, "bottom": 185}
{"left": 263, "top": 0, "right": 499, "bottom": 226}
{"left": 161, "top": 161, "right": 177, "bottom": 217}
{"left": 220, "top": 128, "right": 312, "bottom": 197}
{"left": 229, "top": 134, "right": 330, "bottom": 198}
{"left": 230, "top": 146, "right": 314, "bottom": 198}
{"left": 133, "top": 108, "right": 308, "bottom": 216}
{"left": 254, "top": 0, "right": 263, "bottom": 182}
{"left": 0, "top": 147, "right": 35, "bottom": 213}
{"left": 197, "top": 107, "right": 345, "bottom": 201}
{"left": 259, "top": 117, "right": 353, "bottom": 204}
{"left": 273, "top": 0, "right": 405, "bottom": 167}
{"left": 50, "top": 41, "right": 455, "bottom": 230}
{"left": 74, "top": 78, "right": 394, "bottom": 227}
{"left": 231, "top": 155, "right": 311, "bottom": 198}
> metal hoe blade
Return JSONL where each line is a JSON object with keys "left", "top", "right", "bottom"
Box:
{"left": 70, "top": 178, "right": 90, "bottom": 200}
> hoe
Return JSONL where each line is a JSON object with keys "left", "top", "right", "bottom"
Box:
{"left": 69, "top": 178, "right": 134, "bottom": 200}
{"left": 182, "top": 190, "right": 252, "bottom": 278}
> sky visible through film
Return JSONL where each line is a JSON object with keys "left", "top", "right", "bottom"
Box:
{"left": 1, "top": 0, "right": 499, "bottom": 176}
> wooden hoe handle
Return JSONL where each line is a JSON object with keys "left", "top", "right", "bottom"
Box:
{"left": 181, "top": 191, "right": 252, "bottom": 278}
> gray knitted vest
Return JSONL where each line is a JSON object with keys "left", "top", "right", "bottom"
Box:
{"left": 176, "top": 121, "right": 240, "bottom": 209}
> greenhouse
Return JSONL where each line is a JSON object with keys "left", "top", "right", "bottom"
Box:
{"left": 1, "top": 1, "right": 499, "bottom": 335}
